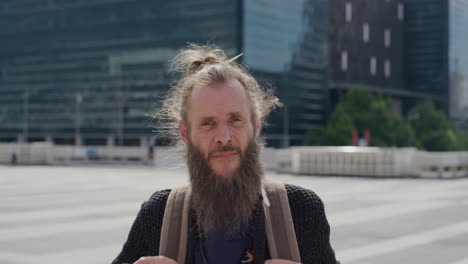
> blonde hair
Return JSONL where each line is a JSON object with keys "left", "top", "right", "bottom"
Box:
{"left": 155, "top": 43, "right": 281, "bottom": 145}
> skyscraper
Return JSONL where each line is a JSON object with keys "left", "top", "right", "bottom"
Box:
{"left": 403, "top": 0, "right": 468, "bottom": 125}
{"left": 243, "top": 0, "right": 328, "bottom": 146}
{"left": 328, "top": 0, "right": 444, "bottom": 116}
{"left": 403, "top": 0, "right": 449, "bottom": 111}
{"left": 448, "top": 0, "right": 468, "bottom": 126}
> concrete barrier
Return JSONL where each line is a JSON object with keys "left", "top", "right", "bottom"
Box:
{"left": 0, "top": 142, "right": 148, "bottom": 166}
{"left": 1, "top": 143, "right": 467, "bottom": 178}
{"left": 272, "top": 146, "right": 468, "bottom": 178}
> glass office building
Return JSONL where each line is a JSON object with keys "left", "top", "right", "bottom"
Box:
{"left": 0, "top": 0, "right": 241, "bottom": 145}
{"left": 0, "top": 0, "right": 328, "bottom": 146}
{"left": 449, "top": 0, "right": 468, "bottom": 126}
{"left": 244, "top": 0, "right": 329, "bottom": 146}
{"left": 404, "top": 0, "right": 468, "bottom": 123}
{"left": 403, "top": 0, "right": 449, "bottom": 111}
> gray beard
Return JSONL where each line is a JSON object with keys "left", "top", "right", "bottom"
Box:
{"left": 186, "top": 136, "right": 263, "bottom": 238}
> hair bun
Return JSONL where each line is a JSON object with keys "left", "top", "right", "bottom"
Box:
{"left": 188, "top": 56, "right": 219, "bottom": 75}
{"left": 171, "top": 44, "right": 228, "bottom": 76}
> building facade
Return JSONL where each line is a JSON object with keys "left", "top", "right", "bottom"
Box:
{"left": 329, "top": 0, "right": 404, "bottom": 91}
{"left": 330, "top": 0, "right": 413, "bottom": 115}
{"left": 243, "top": 0, "right": 329, "bottom": 146}
{"left": 329, "top": 0, "right": 451, "bottom": 116}
{"left": 403, "top": 0, "right": 449, "bottom": 112}
{"left": 0, "top": 0, "right": 242, "bottom": 145}
{"left": 403, "top": 0, "right": 468, "bottom": 124}
{"left": 0, "top": 0, "right": 329, "bottom": 147}
{"left": 448, "top": 0, "right": 468, "bottom": 127}
{"left": 3, "top": 0, "right": 464, "bottom": 147}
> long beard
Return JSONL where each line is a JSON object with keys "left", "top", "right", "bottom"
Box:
{"left": 186, "top": 136, "right": 263, "bottom": 238}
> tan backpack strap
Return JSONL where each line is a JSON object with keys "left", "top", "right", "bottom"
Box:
{"left": 262, "top": 181, "right": 301, "bottom": 262}
{"left": 159, "top": 186, "right": 191, "bottom": 264}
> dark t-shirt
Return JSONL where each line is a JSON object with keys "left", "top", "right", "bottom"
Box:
{"left": 193, "top": 230, "right": 250, "bottom": 264}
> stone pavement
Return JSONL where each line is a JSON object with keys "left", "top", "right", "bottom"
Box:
{"left": 1, "top": 165, "right": 468, "bottom": 264}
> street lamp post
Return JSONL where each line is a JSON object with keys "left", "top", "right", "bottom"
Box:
{"left": 117, "top": 94, "right": 126, "bottom": 146}
{"left": 407, "top": 113, "right": 420, "bottom": 147}
{"left": 283, "top": 104, "right": 289, "bottom": 148}
{"left": 75, "top": 93, "right": 82, "bottom": 146}
{"left": 23, "top": 86, "right": 29, "bottom": 143}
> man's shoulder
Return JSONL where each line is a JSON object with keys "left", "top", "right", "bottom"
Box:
{"left": 284, "top": 184, "right": 325, "bottom": 211}
{"left": 141, "top": 189, "right": 171, "bottom": 212}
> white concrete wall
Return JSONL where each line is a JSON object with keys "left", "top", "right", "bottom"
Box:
{"left": 276, "top": 146, "right": 468, "bottom": 178}
{"left": 1, "top": 143, "right": 468, "bottom": 178}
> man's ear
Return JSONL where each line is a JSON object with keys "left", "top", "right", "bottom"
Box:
{"left": 179, "top": 121, "right": 188, "bottom": 144}
{"left": 255, "top": 118, "right": 261, "bottom": 136}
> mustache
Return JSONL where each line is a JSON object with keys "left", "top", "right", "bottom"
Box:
{"left": 208, "top": 145, "right": 241, "bottom": 159}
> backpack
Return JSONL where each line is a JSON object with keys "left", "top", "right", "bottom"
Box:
{"left": 158, "top": 180, "right": 301, "bottom": 263}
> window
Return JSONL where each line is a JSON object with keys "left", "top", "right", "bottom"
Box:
{"left": 384, "top": 59, "right": 391, "bottom": 78}
{"left": 384, "top": 29, "right": 391, "bottom": 47}
{"left": 370, "top": 56, "right": 377, "bottom": 75}
{"left": 346, "top": 2, "right": 352, "bottom": 22}
{"left": 398, "top": 3, "right": 404, "bottom": 21}
{"left": 363, "top": 23, "right": 369, "bottom": 42}
{"left": 341, "top": 51, "right": 348, "bottom": 71}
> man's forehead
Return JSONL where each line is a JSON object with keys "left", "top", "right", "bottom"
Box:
{"left": 199, "top": 112, "right": 244, "bottom": 120}
{"left": 187, "top": 79, "right": 251, "bottom": 117}
{"left": 190, "top": 79, "right": 246, "bottom": 98}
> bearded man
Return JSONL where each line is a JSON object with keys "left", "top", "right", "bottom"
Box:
{"left": 112, "top": 44, "right": 339, "bottom": 264}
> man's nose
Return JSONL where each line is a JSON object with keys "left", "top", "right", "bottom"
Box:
{"left": 214, "top": 123, "right": 232, "bottom": 145}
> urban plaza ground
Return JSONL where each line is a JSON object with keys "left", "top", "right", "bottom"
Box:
{"left": 1, "top": 165, "right": 468, "bottom": 264}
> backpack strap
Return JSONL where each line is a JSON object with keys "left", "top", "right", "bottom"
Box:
{"left": 262, "top": 181, "right": 301, "bottom": 262}
{"left": 158, "top": 182, "right": 301, "bottom": 263}
{"left": 159, "top": 185, "right": 191, "bottom": 263}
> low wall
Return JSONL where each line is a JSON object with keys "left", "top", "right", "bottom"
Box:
{"left": 1, "top": 143, "right": 467, "bottom": 178}
{"left": 269, "top": 146, "right": 468, "bottom": 178}
{"left": 0, "top": 142, "right": 148, "bottom": 165}
{"left": 0, "top": 142, "right": 184, "bottom": 167}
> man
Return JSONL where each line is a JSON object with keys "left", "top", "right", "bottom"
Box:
{"left": 112, "top": 44, "right": 339, "bottom": 264}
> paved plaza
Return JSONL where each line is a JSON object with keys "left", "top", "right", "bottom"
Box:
{"left": 1, "top": 164, "right": 468, "bottom": 264}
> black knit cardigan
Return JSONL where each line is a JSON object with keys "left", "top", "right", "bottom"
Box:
{"left": 112, "top": 184, "right": 339, "bottom": 264}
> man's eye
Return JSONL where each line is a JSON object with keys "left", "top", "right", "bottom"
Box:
{"left": 202, "top": 121, "right": 214, "bottom": 127}
{"left": 231, "top": 118, "right": 243, "bottom": 126}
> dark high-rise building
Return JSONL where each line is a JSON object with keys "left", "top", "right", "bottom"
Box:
{"left": 329, "top": 0, "right": 404, "bottom": 90}
{"left": 329, "top": 0, "right": 408, "bottom": 115}
{"left": 403, "top": 0, "right": 468, "bottom": 124}
{"left": 403, "top": 0, "right": 449, "bottom": 112}
{"left": 0, "top": 0, "right": 328, "bottom": 147}
{"left": 328, "top": 0, "right": 449, "bottom": 116}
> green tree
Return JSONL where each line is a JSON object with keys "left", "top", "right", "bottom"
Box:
{"left": 306, "top": 88, "right": 417, "bottom": 147}
{"left": 306, "top": 89, "right": 468, "bottom": 150}
{"left": 455, "top": 129, "right": 468, "bottom": 150}
{"left": 409, "top": 100, "right": 459, "bottom": 151}
{"left": 321, "top": 104, "right": 355, "bottom": 145}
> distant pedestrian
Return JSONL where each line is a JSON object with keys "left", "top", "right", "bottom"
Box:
{"left": 147, "top": 136, "right": 156, "bottom": 162}
{"left": 10, "top": 141, "right": 18, "bottom": 165}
